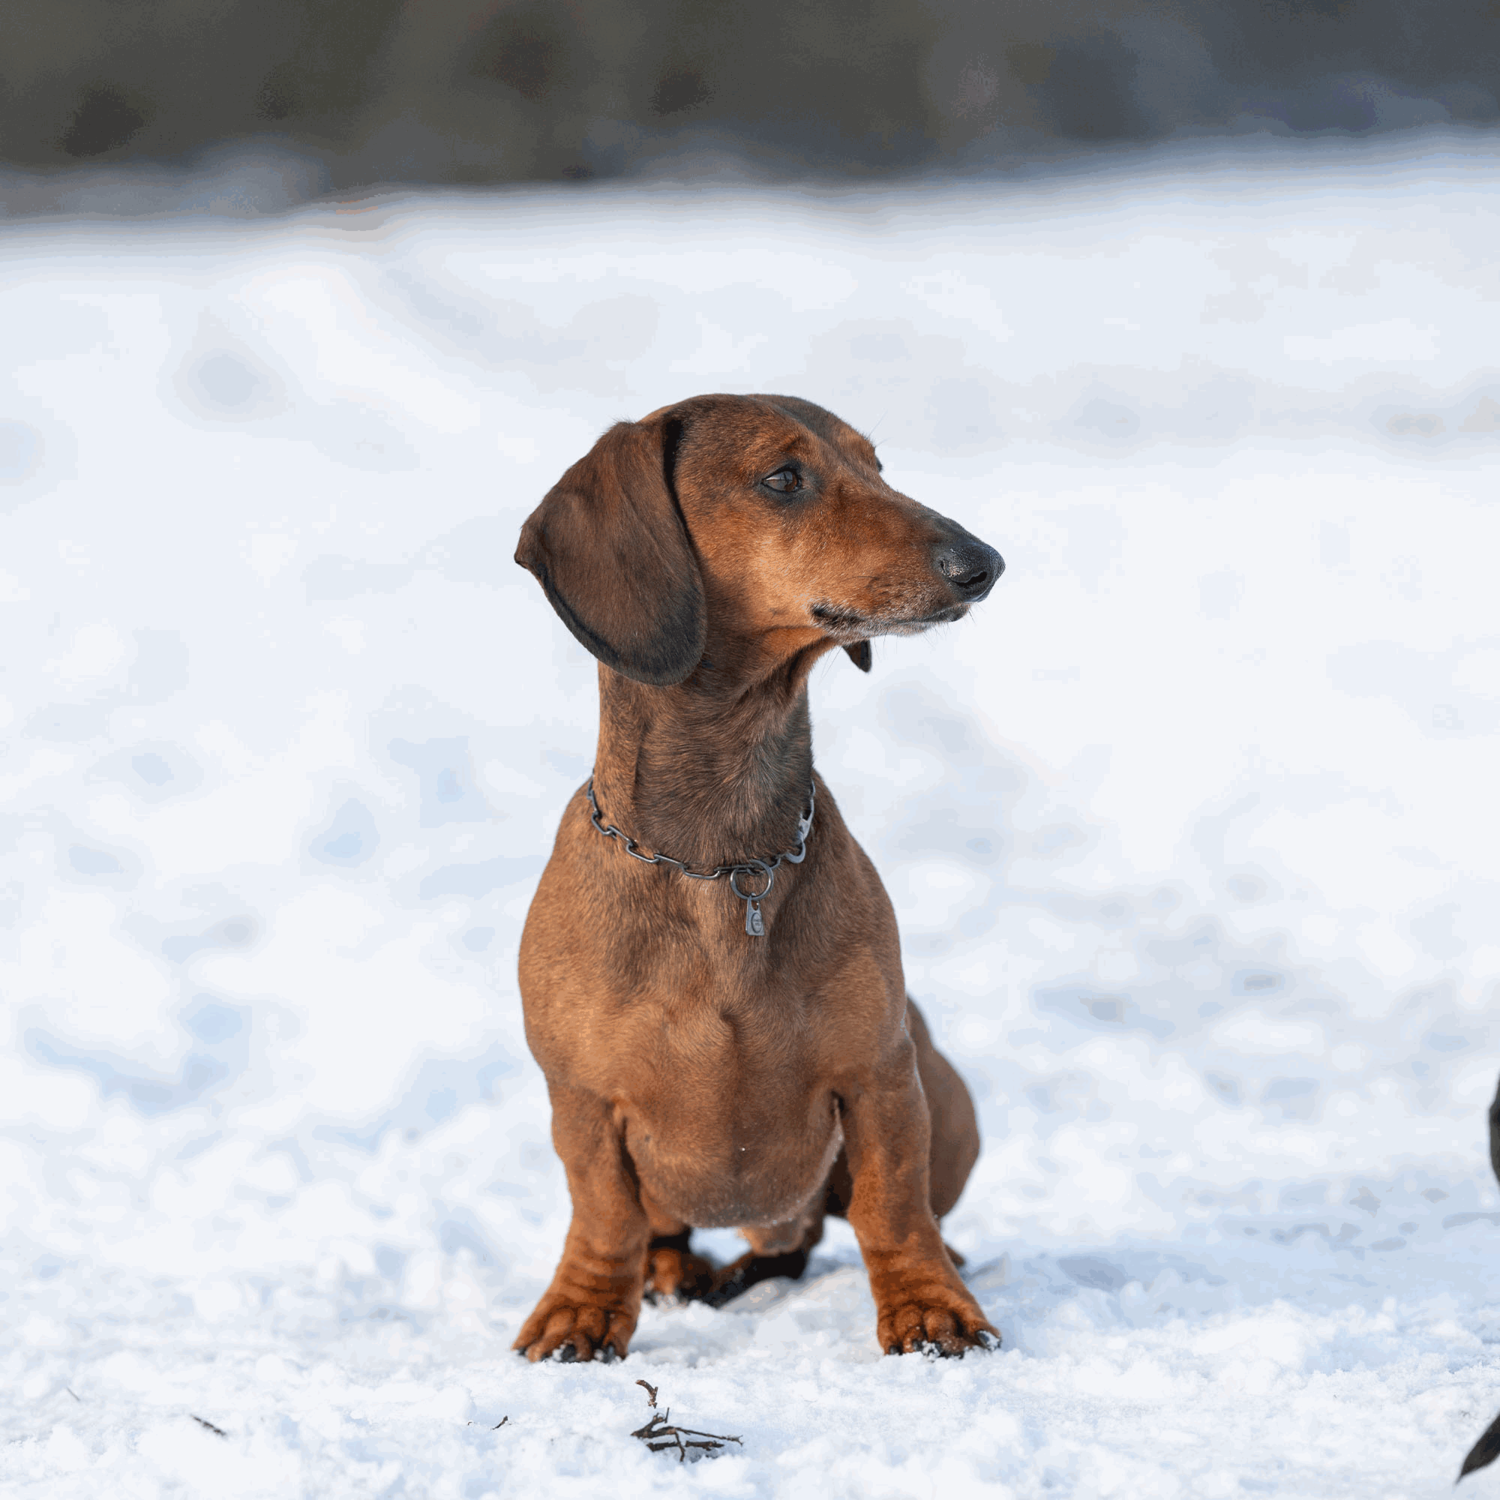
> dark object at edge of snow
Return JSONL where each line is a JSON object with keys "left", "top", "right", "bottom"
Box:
{"left": 1454, "top": 1079, "right": 1500, "bottom": 1482}
{"left": 1460, "top": 1409, "right": 1500, "bottom": 1482}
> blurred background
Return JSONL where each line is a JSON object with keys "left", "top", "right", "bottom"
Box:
{"left": 3, "top": 0, "right": 1500, "bottom": 205}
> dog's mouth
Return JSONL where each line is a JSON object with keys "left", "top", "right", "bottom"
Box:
{"left": 810, "top": 601, "right": 969, "bottom": 641}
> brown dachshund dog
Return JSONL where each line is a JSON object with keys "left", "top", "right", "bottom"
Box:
{"left": 511, "top": 393, "right": 1003, "bottom": 1362}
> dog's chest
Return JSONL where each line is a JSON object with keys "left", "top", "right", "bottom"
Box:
{"left": 593, "top": 983, "right": 829, "bottom": 1103}
{"left": 593, "top": 990, "right": 842, "bottom": 1224}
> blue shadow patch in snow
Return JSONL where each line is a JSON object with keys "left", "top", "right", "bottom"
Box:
{"left": 160, "top": 914, "right": 259, "bottom": 964}
{"left": 1262, "top": 1077, "right": 1320, "bottom": 1120}
{"left": 1444, "top": 1211, "right": 1500, "bottom": 1230}
{"left": 1057, "top": 1255, "right": 1129, "bottom": 1292}
{"left": 0, "top": 418, "right": 42, "bottom": 481}
{"left": 90, "top": 741, "right": 205, "bottom": 802}
{"left": 176, "top": 1132, "right": 223, "bottom": 1162}
{"left": 192, "top": 351, "right": 267, "bottom": 411}
{"left": 173, "top": 340, "right": 284, "bottom": 423}
{"left": 67, "top": 845, "right": 122, "bottom": 876}
{"left": 26, "top": 994, "right": 249, "bottom": 1116}
{"left": 1145, "top": 921, "right": 1220, "bottom": 967}
{"left": 374, "top": 1244, "right": 408, "bottom": 1281}
{"left": 419, "top": 856, "right": 538, "bottom": 900}
{"left": 182, "top": 995, "right": 246, "bottom": 1045}
{"left": 388, "top": 736, "right": 490, "bottom": 827}
{"left": 1233, "top": 968, "right": 1286, "bottom": 995}
{"left": 27, "top": 1033, "right": 230, "bottom": 1116}
{"left": 436, "top": 1205, "right": 499, "bottom": 1267}
{"left": 886, "top": 805, "right": 1007, "bottom": 866}
{"left": 461, "top": 926, "right": 495, "bottom": 952}
{"left": 310, "top": 798, "right": 380, "bottom": 867}
{"left": 59, "top": 837, "right": 138, "bottom": 888}
{"left": 132, "top": 752, "right": 173, "bottom": 786}
{"left": 312, "top": 1046, "right": 519, "bottom": 1152}
{"left": 1034, "top": 983, "right": 1176, "bottom": 1040}
{"left": 1425, "top": 1029, "right": 1469, "bottom": 1053}
{"left": 1279, "top": 1182, "right": 1328, "bottom": 1210}
{"left": 1204, "top": 1071, "right": 1243, "bottom": 1106}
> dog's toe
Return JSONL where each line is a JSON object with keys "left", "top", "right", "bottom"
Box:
{"left": 878, "top": 1296, "right": 1000, "bottom": 1358}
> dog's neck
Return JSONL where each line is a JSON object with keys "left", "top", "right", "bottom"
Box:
{"left": 591, "top": 644, "right": 832, "bottom": 869}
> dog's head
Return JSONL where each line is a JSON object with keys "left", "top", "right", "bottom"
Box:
{"left": 514, "top": 394, "right": 1002, "bottom": 686}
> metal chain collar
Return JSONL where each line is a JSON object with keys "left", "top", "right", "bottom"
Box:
{"left": 584, "top": 776, "right": 815, "bottom": 937}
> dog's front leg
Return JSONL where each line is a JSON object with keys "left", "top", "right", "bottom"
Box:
{"left": 841, "top": 1061, "right": 1000, "bottom": 1356}
{"left": 513, "top": 1084, "right": 649, "bottom": 1363}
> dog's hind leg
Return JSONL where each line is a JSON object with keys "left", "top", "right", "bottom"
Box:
{"left": 821, "top": 1000, "right": 980, "bottom": 1231}
{"left": 641, "top": 1195, "right": 716, "bottom": 1304}
{"left": 704, "top": 1205, "right": 827, "bottom": 1307}
{"left": 905, "top": 998, "right": 981, "bottom": 1220}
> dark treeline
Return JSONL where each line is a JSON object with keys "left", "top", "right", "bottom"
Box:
{"left": 4, "top": 0, "right": 1499, "bottom": 189}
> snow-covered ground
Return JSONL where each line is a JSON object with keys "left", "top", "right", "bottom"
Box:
{"left": 5, "top": 132, "right": 1500, "bottom": 1497}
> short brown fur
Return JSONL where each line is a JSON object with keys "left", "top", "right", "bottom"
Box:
{"left": 512, "top": 394, "right": 1003, "bottom": 1361}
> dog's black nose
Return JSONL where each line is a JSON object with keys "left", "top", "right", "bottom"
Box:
{"left": 933, "top": 537, "right": 1004, "bottom": 602}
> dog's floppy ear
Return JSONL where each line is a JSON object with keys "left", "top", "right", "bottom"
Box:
{"left": 844, "top": 642, "right": 872, "bottom": 673}
{"left": 515, "top": 415, "right": 705, "bottom": 686}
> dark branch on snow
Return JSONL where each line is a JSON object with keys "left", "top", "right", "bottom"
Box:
{"left": 630, "top": 1380, "right": 741, "bottom": 1464}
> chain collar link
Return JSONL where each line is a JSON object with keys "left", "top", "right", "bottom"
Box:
{"left": 584, "top": 775, "right": 815, "bottom": 936}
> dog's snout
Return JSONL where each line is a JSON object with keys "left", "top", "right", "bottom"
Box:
{"left": 933, "top": 538, "right": 1004, "bottom": 602}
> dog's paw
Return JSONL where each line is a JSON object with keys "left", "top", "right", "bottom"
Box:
{"left": 513, "top": 1295, "right": 635, "bottom": 1364}
{"left": 644, "top": 1247, "right": 716, "bottom": 1305}
{"left": 700, "top": 1246, "right": 813, "bottom": 1308}
{"left": 548, "top": 1342, "right": 621, "bottom": 1365}
{"left": 877, "top": 1299, "right": 999, "bottom": 1358}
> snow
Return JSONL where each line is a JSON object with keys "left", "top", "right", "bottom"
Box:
{"left": 5, "top": 131, "right": 1500, "bottom": 1496}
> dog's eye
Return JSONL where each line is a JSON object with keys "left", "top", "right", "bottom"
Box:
{"left": 763, "top": 467, "right": 802, "bottom": 494}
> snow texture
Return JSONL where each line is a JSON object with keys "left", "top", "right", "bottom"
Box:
{"left": 5, "top": 133, "right": 1500, "bottom": 1497}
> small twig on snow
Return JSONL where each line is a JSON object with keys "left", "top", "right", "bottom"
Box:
{"left": 190, "top": 1415, "right": 228, "bottom": 1438}
{"left": 630, "top": 1381, "right": 741, "bottom": 1464}
{"left": 494, "top": 1416, "right": 509, "bottom": 1430}
{"left": 65, "top": 1388, "right": 81, "bottom": 1402}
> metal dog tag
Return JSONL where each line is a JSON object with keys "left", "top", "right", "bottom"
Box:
{"left": 745, "top": 900, "right": 765, "bottom": 937}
